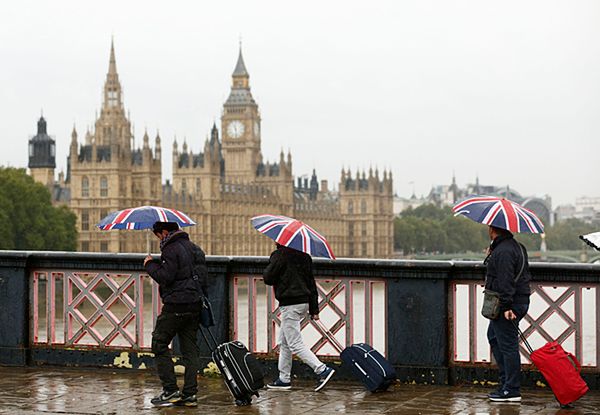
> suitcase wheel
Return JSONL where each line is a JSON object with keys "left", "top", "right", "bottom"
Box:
{"left": 235, "top": 398, "right": 252, "bottom": 406}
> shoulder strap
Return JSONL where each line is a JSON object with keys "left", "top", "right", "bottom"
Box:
{"left": 178, "top": 240, "right": 197, "bottom": 279}
{"left": 513, "top": 243, "right": 526, "bottom": 283}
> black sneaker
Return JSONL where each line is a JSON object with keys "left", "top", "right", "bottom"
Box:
{"left": 176, "top": 394, "right": 198, "bottom": 407}
{"left": 314, "top": 366, "right": 335, "bottom": 392}
{"left": 266, "top": 378, "right": 292, "bottom": 390}
{"left": 489, "top": 390, "right": 521, "bottom": 402}
{"left": 150, "top": 390, "right": 181, "bottom": 407}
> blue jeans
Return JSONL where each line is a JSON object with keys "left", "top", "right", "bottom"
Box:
{"left": 487, "top": 303, "right": 529, "bottom": 394}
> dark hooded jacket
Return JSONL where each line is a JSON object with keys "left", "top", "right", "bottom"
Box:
{"left": 145, "top": 230, "right": 207, "bottom": 312}
{"left": 263, "top": 245, "right": 319, "bottom": 315}
{"left": 484, "top": 234, "right": 531, "bottom": 312}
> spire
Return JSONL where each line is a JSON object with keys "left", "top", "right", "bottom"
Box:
{"left": 143, "top": 129, "right": 149, "bottom": 149}
{"left": 71, "top": 125, "right": 78, "bottom": 144}
{"left": 232, "top": 43, "right": 249, "bottom": 77}
{"left": 37, "top": 116, "right": 47, "bottom": 135}
{"left": 109, "top": 38, "right": 117, "bottom": 75}
{"left": 102, "top": 38, "right": 122, "bottom": 111}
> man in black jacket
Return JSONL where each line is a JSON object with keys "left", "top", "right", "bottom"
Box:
{"left": 144, "top": 221, "right": 207, "bottom": 407}
{"left": 485, "top": 225, "right": 531, "bottom": 403}
{"left": 263, "top": 243, "right": 335, "bottom": 392}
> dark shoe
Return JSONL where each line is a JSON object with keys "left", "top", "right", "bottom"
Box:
{"left": 487, "top": 388, "right": 503, "bottom": 398}
{"left": 176, "top": 394, "right": 198, "bottom": 407}
{"left": 266, "top": 378, "right": 292, "bottom": 390}
{"left": 489, "top": 390, "right": 521, "bottom": 402}
{"left": 314, "top": 366, "right": 335, "bottom": 392}
{"left": 151, "top": 390, "right": 181, "bottom": 407}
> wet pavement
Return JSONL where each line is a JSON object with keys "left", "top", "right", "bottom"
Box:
{"left": 0, "top": 367, "right": 599, "bottom": 415}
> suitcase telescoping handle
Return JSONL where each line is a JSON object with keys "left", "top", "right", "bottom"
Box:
{"left": 312, "top": 318, "right": 345, "bottom": 354}
{"left": 198, "top": 326, "right": 219, "bottom": 352}
{"left": 512, "top": 321, "right": 534, "bottom": 355}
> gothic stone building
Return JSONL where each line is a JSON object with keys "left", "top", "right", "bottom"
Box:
{"left": 28, "top": 42, "right": 394, "bottom": 258}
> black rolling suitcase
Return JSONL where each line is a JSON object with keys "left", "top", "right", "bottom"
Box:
{"left": 200, "top": 328, "right": 264, "bottom": 406}
{"left": 314, "top": 320, "right": 396, "bottom": 392}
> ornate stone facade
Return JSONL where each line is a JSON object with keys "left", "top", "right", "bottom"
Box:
{"left": 28, "top": 42, "right": 394, "bottom": 258}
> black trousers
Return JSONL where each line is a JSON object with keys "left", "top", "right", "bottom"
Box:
{"left": 151, "top": 311, "right": 201, "bottom": 395}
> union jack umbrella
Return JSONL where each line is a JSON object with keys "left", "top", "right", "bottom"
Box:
{"left": 251, "top": 214, "right": 336, "bottom": 259}
{"left": 96, "top": 206, "right": 196, "bottom": 230}
{"left": 452, "top": 196, "right": 544, "bottom": 234}
{"left": 580, "top": 232, "right": 600, "bottom": 251}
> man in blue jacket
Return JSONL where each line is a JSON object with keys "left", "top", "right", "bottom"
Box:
{"left": 144, "top": 221, "right": 207, "bottom": 407}
{"left": 485, "top": 225, "right": 530, "bottom": 403}
{"left": 263, "top": 243, "right": 335, "bottom": 392}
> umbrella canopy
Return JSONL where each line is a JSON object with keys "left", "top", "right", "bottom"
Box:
{"left": 97, "top": 206, "right": 196, "bottom": 230}
{"left": 251, "top": 214, "right": 336, "bottom": 259}
{"left": 580, "top": 232, "right": 600, "bottom": 251}
{"left": 452, "top": 195, "right": 544, "bottom": 234}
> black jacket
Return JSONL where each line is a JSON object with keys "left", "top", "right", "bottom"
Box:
{"left": 484, "top": 234, "right": 531, "bottom": 312}
{"left": 145, "top": 230, "right": 207, "bottom": 312}
{"left": 263, "top": 246, "right": 319, "bottom": 315}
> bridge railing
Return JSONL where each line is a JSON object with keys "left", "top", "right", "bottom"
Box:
{"left": 1, "top": 251, "right": 599, "bottom": 388}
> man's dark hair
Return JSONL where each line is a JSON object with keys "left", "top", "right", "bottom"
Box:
{"left": 152, "top": 221, "right": 179, "bottom": 234}
{"left": 490, "top": 225, "right": 513, "bottom": 237}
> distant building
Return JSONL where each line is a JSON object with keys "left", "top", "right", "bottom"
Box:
{"left": 394, "top": 174, "right": 553, "bottom": 226}
{"left": 27, "top": 41, "right": 394, "bottom": 258}
{"left": 555, "top": 196, "right": 600, "bottom": 224}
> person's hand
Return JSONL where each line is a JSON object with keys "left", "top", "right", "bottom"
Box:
{"left": 144, "top": 255, "right": 153, "bottom": 266}
{"left": 504, "top": 310, "right": 517, "bottom": 320}
{"left": 311, "top": 314, "right": 319, "bottom": 321}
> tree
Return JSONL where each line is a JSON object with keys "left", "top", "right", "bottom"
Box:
{"left": 545, "top": 219, "right": 597, "bottom": 251}
{"left": 0, "top": 167, "right": 77, "bottom": 250}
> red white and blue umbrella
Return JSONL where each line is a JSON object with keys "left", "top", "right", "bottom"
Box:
{"left": 452, "top": 196, "right": 544, "bottom": 234}
{"left": 97, "top": 206, "right": 196, "bottom": 230}
{"left": 251, "top": 214, "right": 336, "bottom": 259}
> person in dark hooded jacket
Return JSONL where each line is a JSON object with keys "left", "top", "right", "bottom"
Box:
{"left": 485, "top": 225, "right": 530, "bottom": 403}
{"left": 263, "top": 243, "right": 335, "bottom": 392}
{"left": 144, "top": 221, "right": 207, "bottom": 408}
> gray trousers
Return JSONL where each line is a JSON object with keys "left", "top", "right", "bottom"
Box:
{"left": 278, "top": 303, "right": 326, "bottom": 383}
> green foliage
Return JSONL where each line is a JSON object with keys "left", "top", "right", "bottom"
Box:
{"left": 395, "top": 203, "right": 597, "bottom": 256}
{"left": 395, "top": 204, "right": 488, "bottom": 255}
{"left": 0, "top": 167, "right": 77, "bottom": 251}
{"left": 545, "top": 218, "right": 597, "bottom": 251}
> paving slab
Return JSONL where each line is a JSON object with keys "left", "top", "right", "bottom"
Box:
{"left": 0, "top": 367, "right": 598, "bottom": 415}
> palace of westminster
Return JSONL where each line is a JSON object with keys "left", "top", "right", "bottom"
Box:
{"left": 27, "top": 41, "right": 394, "bottom": 258}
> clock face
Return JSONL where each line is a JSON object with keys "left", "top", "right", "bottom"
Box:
{"left": 227, "top": 121, "right": 245, "bottom": 139}
{"left": 253, "top": 121, "right": 260, "bottom": 136}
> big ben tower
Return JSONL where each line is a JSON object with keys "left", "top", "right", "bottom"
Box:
{"left": 221, "top": 46, "right": 262, "bottom": 182}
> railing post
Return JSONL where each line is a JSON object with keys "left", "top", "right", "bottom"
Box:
{"left": 0, "top": 252, "right": 29, "bottom": 365}
{"left": 386, "top": 263, "right": 451, "bottom": 384}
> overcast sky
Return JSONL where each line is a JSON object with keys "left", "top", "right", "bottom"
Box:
{"left": 1, "top": 0, "right": 598, "bottom": 206}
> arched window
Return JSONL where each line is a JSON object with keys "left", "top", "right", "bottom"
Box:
{"left": 196, "top": 178, "right": 201, "bottom": 193}
{"left": 182, "top": 179, "right": 187, "bottom": 193}
{"left": 348, "top": 201, "right": 354, "bottom": 214}
{"left": 100, "top": 176, "right": 108, "bottom": 197}
{"left": 82, "top": 176, "right": 89, "bottom": 197}
{"left": 361, "top": 200, "right": 367, "bottom": 214}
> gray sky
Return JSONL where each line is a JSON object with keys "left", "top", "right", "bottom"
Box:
{"left": 1, "top": 0, "right": 599, "bottom": 206}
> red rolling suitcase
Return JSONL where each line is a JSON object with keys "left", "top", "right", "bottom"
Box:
{"left": 518, "top": 326, "right": 588, "bottom": 406}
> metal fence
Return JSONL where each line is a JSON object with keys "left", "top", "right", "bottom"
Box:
{"left": 451, "top": 280, "right": 599, "bottom": 368}
{"left": 31, "top": 270, "right": 160, "bottom": 350}
{"left": 231, "top": 274, "right": 387, "bottom": 357}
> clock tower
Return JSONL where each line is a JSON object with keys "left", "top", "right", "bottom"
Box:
{"left": 221, "top": 46, "right": 262, "bottom": 182}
